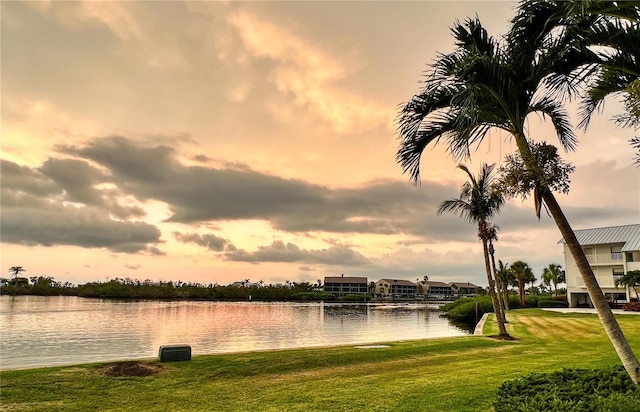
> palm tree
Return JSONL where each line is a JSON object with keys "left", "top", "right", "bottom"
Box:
{"left": 542, "top": 263, "right": 565, "bottom": 297}
{"left": 616, "top": 270, "right": 640, "bottom": 301}
{"left": 396, "top": 13, "right": 639, "bottom": 382}
{"left": 483, "top": 222, "right": 508, "bottom": 314}
{"left": 437, "top": 164, "right": 509, "bottom": 338}
{"left": 510, "top": 0, "right": 640, "bottom": 383}
{"left": 8, "top": 266, "right": 25, "bottom": 279}
{"left": 510, "top": 261, "right": 535, "bottom": 307}
{"left": 496, "top": 260, "right": 514, "bottom": 311}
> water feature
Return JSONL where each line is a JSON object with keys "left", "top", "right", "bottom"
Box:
{"left": 0, "top": 295, "right": 468, "bottom": 370}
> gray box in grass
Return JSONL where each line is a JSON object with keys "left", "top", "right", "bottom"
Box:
{"left": 158, "top": 344, "right": 191, "bottom": 362}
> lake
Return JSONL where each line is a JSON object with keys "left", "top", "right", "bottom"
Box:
{"left": 0, "top": 295, "right": 469, "bottom": 370}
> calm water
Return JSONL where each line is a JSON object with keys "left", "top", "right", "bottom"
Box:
{"left": 0, "top": 295, "right": 468, "bottom": 370}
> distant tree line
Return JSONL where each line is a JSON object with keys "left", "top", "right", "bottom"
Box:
{"left": 0, "top": 276, "right": 341, "bottom": 301}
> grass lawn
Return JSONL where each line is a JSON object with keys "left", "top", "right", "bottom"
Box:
{"left": 1, "top": 309, "right": 639, "bottom": 411}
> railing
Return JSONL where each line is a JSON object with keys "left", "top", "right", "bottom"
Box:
{"left": 628, "top": 262, "right": 640, "bottom": 271}
{"left": 573, "top": 275, "right": 618, "bottom": 288}
{"left": 584, "top": 253, "right": 624, "bottom": 265}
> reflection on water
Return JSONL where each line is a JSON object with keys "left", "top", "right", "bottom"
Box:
{"left": 0, "top": 296, "right": 468, "bottom": 370}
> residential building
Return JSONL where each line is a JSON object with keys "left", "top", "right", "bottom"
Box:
{"left": 323, "top": 276, "right": 368, "bottom": 296}
{"left": 450, "top": 282, "right": 479, "bottom": 296}
{"left": 375, "top": 279, "right": 418, "bottom": 298}
{"left": 422, "top": 281, "right": 453, "bottom": 299}
{"left": 561, "top": 224, "right": 640, "bottom": 308}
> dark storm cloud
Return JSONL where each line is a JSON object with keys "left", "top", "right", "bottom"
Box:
{"left": 224, "top": 241, "right": 370, "bottom": 265}
{"left": 1, "top": 159, "right": 162, "bottom": 253}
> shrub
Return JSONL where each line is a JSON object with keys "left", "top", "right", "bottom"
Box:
{"left": 524, "top": 295, "right": 538, "bottom": 308}
{"left": 507, "top": 295, "right": 521, "bottom": 309}
{"left": 342, "top": 294, "right": 369, "bottom": 301}
{"left": 622, "top": 301, "right": 640, "bottom": 312}
{"left": 494, "top": 366, "right": 640, "bottom": 412}
{"left": 537, "top": 299, "right": 569, "bottom": 308}
{"left": 290, "top": 292, "right": 336, "bottom": 301}
{"left": 442, "top": 296, "right": 494, "bottom": 321}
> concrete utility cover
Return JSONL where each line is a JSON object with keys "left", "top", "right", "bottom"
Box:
{"left": 354, "top": 345, "right": 390, "bottom": 349}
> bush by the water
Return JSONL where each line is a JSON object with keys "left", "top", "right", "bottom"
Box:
{"left": 442, "top": 296, "right": 494, "bottom": 321}
{"left": 494, "top": 366, "right": 640, "bottom": 411}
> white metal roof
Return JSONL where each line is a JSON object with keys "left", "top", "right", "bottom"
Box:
{"left": 558, "top": 224, "right": 640, "bottom": 251}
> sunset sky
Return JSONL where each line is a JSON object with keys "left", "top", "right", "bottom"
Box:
{"left": 2, "top": 1, "right": 638, "bottom": 287}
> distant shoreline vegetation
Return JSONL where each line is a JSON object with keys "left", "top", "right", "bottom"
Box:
{"left": 0, "top": 276, "right": 364, "bottom": 301}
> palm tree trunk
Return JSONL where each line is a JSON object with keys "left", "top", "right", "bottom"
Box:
{"left": 543, "top": 191, "right": 640, "bottom": 384}
{"left": 512, "top": 131, "right": 639, "bottom": 382}
{"left": 518, "top": 279, "right": 525, "bottom": 307}
{"left": 502, "top": 284, "right": 510, "bottom": 311}
{"left": 481, "top": 237, "right": 509, "bottom": 337}
{"left": 488, "top": 240, "right": 508, "bottom": 317}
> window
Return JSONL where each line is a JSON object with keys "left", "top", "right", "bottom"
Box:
{"left": 613, "top": 268, "right": 624, "bottom": 284}
{"left": 611, "top": 246, "right": 623, "bottom": 261}
{"left": 582, "top": 247, "right": 594, "bottom": 255}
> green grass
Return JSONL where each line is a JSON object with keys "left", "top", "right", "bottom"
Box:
{"left": 1, "top": 309, "right": 639, "bottom": 411}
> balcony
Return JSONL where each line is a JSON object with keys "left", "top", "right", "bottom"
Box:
{"left": 573, "top": 275, "right": 618, "bottom": 288}
{"left": 585, "top": 253, "right": 624, "bottom": 265}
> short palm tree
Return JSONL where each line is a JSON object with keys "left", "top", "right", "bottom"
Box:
{"left": 496, "top": 260, "right": 514, "bottom": 311}
{"left": 437, "top": 164, "right": 509, "bottom": 337}
{"left": 510, "top": 261, "right": 535, "bottom": 307}
{"left": 542, "top": 263, "right": 565, "bottom": 297}
{"left": 396, "top": 14, "right": 639, "bottom": 382}
{"left": 8, "top": 266, "right": 25, "bottom": 279}
{"left": 616, "top": 270, "right": 640, "bottom": 301}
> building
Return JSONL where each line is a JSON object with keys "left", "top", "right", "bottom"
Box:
{"left": 450, "top": 282, "right": 479, "bottom": 296}
{"left": 323, "top": 276, "right": 368, "bottom": 296}
{"left": 422, "top": 281, "right": 453, "bottom": 299}
{"left": 561, "top": 224, "right": 640, "bottom": 308}
{"left": 375, "top": 279, "right": 418, "bottom": 298}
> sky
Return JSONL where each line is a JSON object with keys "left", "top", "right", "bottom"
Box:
{"left": 1, "top": 1, "right": 638, "bottom": 288}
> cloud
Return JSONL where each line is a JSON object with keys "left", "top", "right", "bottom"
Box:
{"left": 54, "top": 136, "right": 639, "bottom": 245}
{"left": 224, "top": 240, "right": 370, "bottom": 265}
{"left": 225, "top": 10, "right": 389, "bottom": 133}
{"left": 54, "top": 137, "right": 460, "bottom": 239}
{"left": 1, "top": 158, "right": 161, "bottom": 253}
{"left": 4, "top": 135, "right": 636, "bottom": 267}
{"left": 173, "top": 232, "right": 237, "bottom": 252}
{"left": 1, "top": 204, "right": 161, "bottom": 253}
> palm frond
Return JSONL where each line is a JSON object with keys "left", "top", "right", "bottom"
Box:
{"left": 529, "top": 96, "right": 577, "bottom": 151}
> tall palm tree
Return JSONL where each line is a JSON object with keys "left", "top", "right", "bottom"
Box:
{"left": 396, "top": 14, "right": 639, "bottom": 382}
{"left": 542, "top": 263, "right": 565, "bottom": 297}
{"left": 511, "top": 0, "right": 640, "bottom": 163}
{"left": 437, "top": 164, "right": 509, "bottom": 337}
{"left": 510, "top": 261, "right": 535, "bottom": 307}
